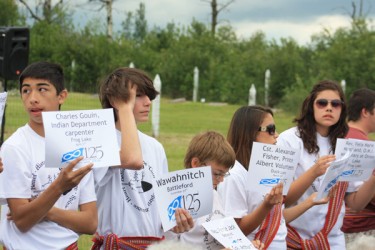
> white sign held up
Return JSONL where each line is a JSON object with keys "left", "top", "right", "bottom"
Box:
{"left": 43, "top": 109, "right": 120, "bottom": 169}
{"left": 247, "top": 142, "right": 299, "bottom": 196}
{"left": 152, "top": 166, "right": 213, "bottom": 231}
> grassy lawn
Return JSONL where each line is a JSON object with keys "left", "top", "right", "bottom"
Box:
{"left": 2, "top": 92, "right": 374, "bottom": 249}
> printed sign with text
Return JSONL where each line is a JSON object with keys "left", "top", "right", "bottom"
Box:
{"left": 203, "top": 217, "right": 256, "bottom": 250}
{"left": 315, "top": 150, "right": 351, "bottom": 200}
{"left": 247, "top": 142, "right": 299, "bottom": 196}
{"left": 335, "top": 138, "right": 375, "bottom": 182}
{"left": 152, "top": 166, "right": 213, "bottom": 231}
{"left": 43, "top": 109, "right": 120, "bottom": 168}
{"left": 315, "top": 139, "right": 375, "bottom": 201}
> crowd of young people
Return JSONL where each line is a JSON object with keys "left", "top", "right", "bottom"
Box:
{"left": 0, "top": 61, "right": 374, "bottom": 250}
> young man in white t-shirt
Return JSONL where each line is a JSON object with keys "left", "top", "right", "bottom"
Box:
{"left": 92, "top": 67, "right": 193, "bottom": 249}
{"left": 0, "top": 61, "right": 97, "bottom": 250}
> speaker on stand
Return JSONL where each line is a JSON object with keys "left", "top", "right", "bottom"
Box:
{"left": 0, "top": 27, "right": 30, "bottom": 145}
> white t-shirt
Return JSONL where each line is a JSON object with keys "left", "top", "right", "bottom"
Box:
{"left": 94, "top": 130, "right": 168, "bottom": 239}
{"left": 165, "top": 190, "right": 225, "bottom": 250}
{"left": 217, "top": 161, "right": 287, "bottom": 250}
{"left": 0, "top": 124, "right": 96, "bottom": 250}
{"left": 277, "top": 127, "right": 360, "bottom": 250}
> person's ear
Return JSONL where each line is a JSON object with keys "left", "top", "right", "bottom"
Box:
{"left": 58, "top": 89, "right": 68, "bottom": 105}
{"left": 362, "top": 107, "right": 371, "bottom": 118}
{"left": 191, "top": 157, "right": 200, "bottom": 168}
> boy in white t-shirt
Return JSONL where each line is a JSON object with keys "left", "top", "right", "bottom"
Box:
{"left": 0, "top": 61, "right": 97, "bottom": 250}
{"left": 92, "top": 67, "right": 193, "bottom": 249}
{"left": 166, "top": 131, "right": 264, "bottom": 250}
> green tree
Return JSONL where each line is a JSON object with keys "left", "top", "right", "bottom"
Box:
{"left": 0, "top": 0, "right": 22, "bottom": 26}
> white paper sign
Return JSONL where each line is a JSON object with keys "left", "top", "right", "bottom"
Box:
{"left": 315, "top": 150, "right": 351, "bottom": 200}
{"left": 0, "top": 92, "right": 7, "bottom": 128}
{"left": 247, "top": 142, "right": 299, "bottom": 195}
{"left": 315, "top": 139, "right": 375, "bottom": 201}
{"left": 152, "top": 166, "right": 213, "bottom": 232}
{"left": 335, "top": 138, "right": 375, "bottom": 181}
{"left": 203, "top": 217, "right": 256, "bottom": 250}
{"left": 43, "top": 109, "right": 120, "bottom": 168}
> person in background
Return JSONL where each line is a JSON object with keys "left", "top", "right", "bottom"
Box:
{"left": 92, "top": 67, "right": 193, "bottom": 250}
{"left": 341, "top": 88, "right": 375, "bottom": 244}
{"left": 0, "top": 61, "right": 97, "bottom": 250}
{"left": 277, "top": 80, "right": 375, "bottom": 249}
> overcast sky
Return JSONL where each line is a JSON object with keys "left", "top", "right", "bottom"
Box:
{"left": 22, "top": 0, "right": 375, "bottom": 45}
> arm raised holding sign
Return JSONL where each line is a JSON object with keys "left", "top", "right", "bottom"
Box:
{"left": 101, "top": 74, "right": 143, "bottom": 170}
{"left": 92, "top": 67, "right": 172, "bottom": 249}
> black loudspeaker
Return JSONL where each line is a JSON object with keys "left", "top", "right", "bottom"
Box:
{"left": 0, "top": 27, "right": 29, "bottom": 80}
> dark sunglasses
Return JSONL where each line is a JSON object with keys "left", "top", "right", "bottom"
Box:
{"left": 315, "top": 99, "right": 343, "bottom": 109}
{"left": 258, "top": 124, "right": 276, "bottom": 135}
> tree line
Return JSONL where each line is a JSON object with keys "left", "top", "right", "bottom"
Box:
{"left": 1, "top": 0, "right": 374, "bottom": 114}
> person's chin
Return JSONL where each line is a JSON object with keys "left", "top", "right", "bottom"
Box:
{"left": 138, "top": 117, "right": 149, "bottom": 123}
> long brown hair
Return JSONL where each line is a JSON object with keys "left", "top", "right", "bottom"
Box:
{"left": 227, "top": 105, "right": 273, "bottom": 170}
{"left": 294, "top": 80, "right": 348, "bottom": 153}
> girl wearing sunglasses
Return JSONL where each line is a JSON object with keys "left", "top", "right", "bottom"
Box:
{"left": 218, "top": 106, "right": 328, "bottom": 249}
{"left": 277, "top": 80, "right": 375, "bottom": 249}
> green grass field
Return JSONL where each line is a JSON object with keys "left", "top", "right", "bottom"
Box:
{"left": 2, "top": 92, "right": 297, "bottom": 171}
{"left": 2, "top": 92, "right": 374, "bottom": 249}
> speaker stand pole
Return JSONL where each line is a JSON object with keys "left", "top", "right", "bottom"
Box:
{"left": 0, "top": 78, "right": 7, "bottom": 146}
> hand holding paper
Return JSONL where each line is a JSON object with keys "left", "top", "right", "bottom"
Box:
{"left": 55, "top": 156, "right": 93, "bottom": 194}
{"left": 315, "top": 150, "right": 351, "bottom": 201}
{"left": 264, "top": 183, "right": 284, "bottom": 207}
{"left": 170, "top": 208, "right": 194, "bottom": 233}
{"left": 311, "top": 155, "right": 336, "bottom": 178}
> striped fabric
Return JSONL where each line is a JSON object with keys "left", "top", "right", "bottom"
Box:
{"left": 286, "top": 182, "right": 349, "bottom": 250}
{"left": 91, "top": 233, "right": 164, "bottom": 250}
{"left": 254, "top": 203, "right": 283, "bottom": 249}
{"left": 66, "top": 242, "right": 79, "bottom": 250}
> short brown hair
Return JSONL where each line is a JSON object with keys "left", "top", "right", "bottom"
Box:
{"left": 184, "top": 131, "right": 235, "bottom": 169}
{"left": 99, "top": 67, "right": 159, "bottom": 121}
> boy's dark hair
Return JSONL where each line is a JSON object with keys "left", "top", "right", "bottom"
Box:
{"left": 19, "top": 61, "right": 65, "bottom": 94}
{"left": 227, "top": 105, "right": 273, "bottom": 170}
{"left": 294, "top": 80, "right": 348, "bottom": 154}
{"left": 99, "top": 67, "right": 158, "bottom": 121}
{"left": 184, "top": 131, "right": 235, "bottom": 170}
{"left": 348, "top": 88, "right": 375, "bottom": 122}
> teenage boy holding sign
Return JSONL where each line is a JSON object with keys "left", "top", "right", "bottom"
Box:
{"left": 0, "top": 61, "right": 97, "bottom": 249}
{"left": 92, "top": 67, "right": 193, "bottom": 249}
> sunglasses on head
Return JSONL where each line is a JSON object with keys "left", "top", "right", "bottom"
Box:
{"left": 315, "top": 99, "right": 343, "bottom": 109}
{"left": 258, "top": 124, "right": 276, "bottom": 135}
